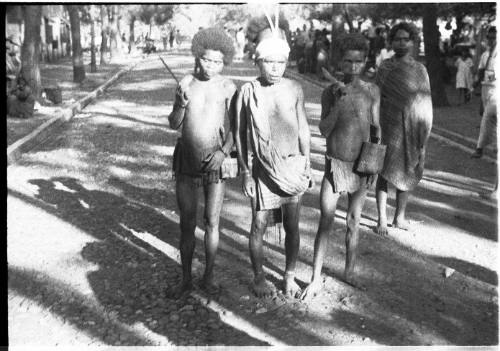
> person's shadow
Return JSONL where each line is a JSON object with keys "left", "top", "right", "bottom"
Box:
{"left": 26, "top": 176, "right": 270, "bottom": 346}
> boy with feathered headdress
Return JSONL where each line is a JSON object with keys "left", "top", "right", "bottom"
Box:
{"left": 235, "top": 13, "right": 312, "bottom": 298}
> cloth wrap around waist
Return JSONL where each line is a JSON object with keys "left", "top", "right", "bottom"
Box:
{"left": 241, "top": 80, "right": 311, "bottom": 198}
{"left": 375, "top": 57, "right": 433, "bottom": 191}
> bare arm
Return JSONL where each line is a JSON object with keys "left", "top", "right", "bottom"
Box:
{"left": 234, "top": 86, "right": 255, "bottom": 197}
{"left": 168, "top": 76, "right": 191, "bottom": 129}
{"left": 296, "top": 84, "right": 311, "bottom": 167}
{"left": 221, "top": 83, "right": 237, "bottom": 155}
{"left": 318, "top": 85, "right": 339, "bottom": 137}
{"left": 371, "top": 84, "right": 381, "bottom": 141}
{"left": 234, "top": 89, "right": 249, "bottom": 172}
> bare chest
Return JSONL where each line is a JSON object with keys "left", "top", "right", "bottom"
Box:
{"left": 258, "top": 88, "right": 298, "bottom": 128}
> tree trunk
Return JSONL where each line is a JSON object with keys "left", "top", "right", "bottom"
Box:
{"left": 343, "top": 5, "right": 354, "bottom": 33}
{"left": 90, "top": 16, "right": 97, "bottom": 72}
{"left": 128, "top": 16, "right": 135, "bottom": 53}
{"left": 100, "top": 5, "right": 109, "bottom": 65}
{"left": 329, "top": 5, "right": 346, "bottom": 73}
{"left": 67, "top": 5, "right": 85, "bottom": 83}
{"left": 422, "top": 4, "right": 449, "bottom": 107}
{"left": 109, "top": 5, "right": 121, "bottom": 60}
{"left": 20, "top": 5, "right": 42, "bottom": 101}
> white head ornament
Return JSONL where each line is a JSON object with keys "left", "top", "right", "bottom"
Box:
{"left": 254, "top": 5, "right": 290, "bottom": 60}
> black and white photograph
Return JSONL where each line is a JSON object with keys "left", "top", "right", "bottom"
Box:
{"left": 5, "top": 1, "right": 498, "bottom": 347}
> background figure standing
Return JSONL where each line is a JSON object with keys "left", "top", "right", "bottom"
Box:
{"left": 235, "top": 27, "right": 245, "bottom": 61}
{"left": 300, "top": 32, "right": 381, "bottom": 300}
{"left": 455, "top": 49, "right": 474, "bottom": 105}
{"left": 169, "top": 29, "right": 175, "bottom": 49}
{"left": 472, "top": 26, "right": 497, "bottom": 160}
{"left": 374, "top": 22, "right": 433, "bottom": 236}
{"left": 235, "top": 19, "right": 312, "bottom": 299}
{"left": 167, "top": 28, "right": 237, "bottom": 298}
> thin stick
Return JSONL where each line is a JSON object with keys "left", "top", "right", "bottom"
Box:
{"left": 158, "top": 55, "right": 179, "bottom": 84}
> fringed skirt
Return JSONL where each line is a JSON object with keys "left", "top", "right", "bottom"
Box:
{"left": 324, "top": 154, "right": 370, "bottom": 194}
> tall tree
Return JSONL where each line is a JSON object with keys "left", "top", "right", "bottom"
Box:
{"left": 109, "top": 5, "right": 121, "bottom": 60}
{"left": 422, "top": 3, "right": 448, "bottom": 107}
{"left": 20, "top": 5, "right": 42, "bottom": 101}
{"left": 67, "top": 5, "right": 85, "bottom": 83}
{"left": 100, "top": 5, "right": 109, "bottom": 65}
{"left": 89, "top": 7, "right": 97, "bottom": 72}
{"left": 81, "top": 5, "right": 98, "bottom": 72}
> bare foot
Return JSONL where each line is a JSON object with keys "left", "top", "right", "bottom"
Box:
{"left": 251, "top": 276, "right": 276, "bottom": 298}
{"left": 392, "top": 219, "right": 410, "bottom": 231}
{"left": 283, "top": 273, "right": 301, "bottom": 298}
{"left": 300, "top": 279, "right": 322, "bottom": 301}
{"left": 166, "top": 279, "right": 193, "bottom": 299}
{"left": 200, "top": 274, "right": 221, "bottom": 295}
{"left": 343, "top": 273, "right": 367, "bottom": 291}
{"left": 376, "top": 223, "right": 388, "bottom": 236}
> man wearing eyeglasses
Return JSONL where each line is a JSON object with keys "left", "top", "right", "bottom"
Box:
{"left": 235, "top": 21, "right": 312, "bottom": 299}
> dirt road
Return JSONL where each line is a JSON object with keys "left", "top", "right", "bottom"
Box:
{"left": 7, "top": 51, "right": 498, "bottom": 346}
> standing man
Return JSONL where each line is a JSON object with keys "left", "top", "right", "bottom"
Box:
{"left": 472, "top": 26, "right": 497, "bottom": 159}
{"left": 235, "top": 17, "right": 312, "bottom": 298}
{"left": 375, "top": 22, "right": 433, "bottom": 236}
{"left": 168, "top": 28, "right": 237, "bottom": 297}
{"left": 300, "top": 32, "right": 381, "bottom": 299}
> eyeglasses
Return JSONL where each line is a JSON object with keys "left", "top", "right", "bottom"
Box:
{"left": 200, "top": 57, "right": 223, "bottom": 65}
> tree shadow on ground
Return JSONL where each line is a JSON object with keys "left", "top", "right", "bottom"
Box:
{"left": 21, "top": 176, "right": 271, "bottom": 346}
{"left": 297, "top": 188, "right": 498, "bottom": 345}
{"left": 431, "top": 256, "right": 498, "bottom": 286}
{"left": 8, "top": 265, "right": 155, "bottom": 346}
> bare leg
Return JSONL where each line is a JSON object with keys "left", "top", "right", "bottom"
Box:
{"left": 301, "top": 177, "right": 339, "bottom": 301}
{"left": 376, "top": 176, "right": 389, "bottom": 236}
{"left": 393, "top": 189, "right": 410, "bottom": 230}
{"left": 344, "top": 187, "right": 368, "bottom": 290}
{"left": 249, "top": 199, "right": 275, "bottom": 298}
{"left": 282, "top": 197, "right": 303, "bottom": 298}
{"left": 169, "top": 174, "right": 198, "bottom": 298}
{"left": 201, "top": 180, "right": 225, "bottom": 294}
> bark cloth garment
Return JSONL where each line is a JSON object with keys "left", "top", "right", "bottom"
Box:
{"left": 240, "top": 80, "right": 311, "bottom": 212}
{"left": 321, "top": 84, "right": 372, "bottom": 194}
{"left": 375, "top": 57, "right": 433, "bottom": 191}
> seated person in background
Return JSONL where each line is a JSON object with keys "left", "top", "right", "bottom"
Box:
{"left": 7, "top": 76, "right": 36, "bottom": 119}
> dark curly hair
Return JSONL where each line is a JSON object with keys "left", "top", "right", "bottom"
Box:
{"left": 191, "top": 27, "right": 235, "bottom": 65}
{"left": 336, "top": 32, "right": 369, "bottom": 57}
{"left": 246, "top": 13, "right": 290, "bottom": 44}
{"left": 389, "top": 22, "right": 420, "bottom": 43}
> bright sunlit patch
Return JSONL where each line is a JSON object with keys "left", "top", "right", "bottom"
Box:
{"left": 124, "top": 223, "right": 286, "bottom": 346}
{"left": 115, "top": 79, "right": 174, "bottom": 92}
{"left": 411, "top": 196, "right": 495, "bottom": 225}
{"left": 52, "top": 181, "right": 78, "bottom": 193}
{"left": 78, "top": 199, "right": 90, "bottom": 209}
{"left": 305, "top": 102, "right": 322, "bottom": 120}
{"left": 108, "top": 166, "right": 132, "bottom": 178}
{"left": 8, "top": 195, "right": 100, "bottom": 296}
{"left": 26, "top": 149, "right": 89, "bottom": 170}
